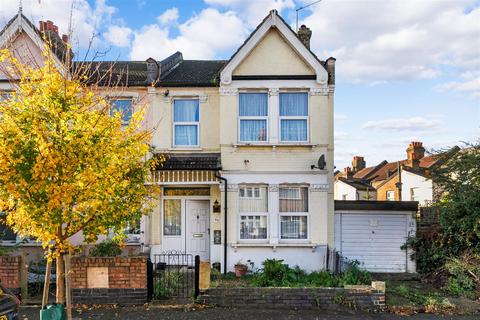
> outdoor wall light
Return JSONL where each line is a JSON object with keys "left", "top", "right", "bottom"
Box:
{"left": 213, "top": 200, "right": 221, "bottom": 213}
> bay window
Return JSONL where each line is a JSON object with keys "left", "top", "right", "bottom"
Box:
{"left": 173, "top": 99, "right": 199, "bottom": 147}
{"left": 279, "top": 92, "right": 308, "bottom": 142}
{"left": 279, "top": 186, "right": 308, "bottom": 239}
{"left": 239, "top": 185, "right": 268, "bottom": 240}
{"left": 110, "top": 98, "right": 133, "bottom": 124}
{"left": 239, "top": 93, "right": 268, "bottom": 142}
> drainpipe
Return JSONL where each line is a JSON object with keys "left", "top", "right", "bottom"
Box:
{"left": 215, "top": 174, "right": 228, "bottom": 274}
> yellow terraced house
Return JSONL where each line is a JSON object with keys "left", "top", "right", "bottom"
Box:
{"left": 0, "top": 10, "right": 335, "bottom": 272}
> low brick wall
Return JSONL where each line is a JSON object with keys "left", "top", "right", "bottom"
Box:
{"left": 199, "top": 285, "right": 385, "bottom": 311}
{"left": 0, "top": 256, "right": 21, "bottom": 295}
{"left": 71, "top": 256, "right": 147, "bottom": 305}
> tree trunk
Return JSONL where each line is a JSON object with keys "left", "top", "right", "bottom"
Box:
{"left": 56, "top": 254, "right": 65, "bottom": 304}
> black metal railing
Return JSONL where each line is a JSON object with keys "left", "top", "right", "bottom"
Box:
{"left": 149, "top": 251, "right": 198, "bottom": 299}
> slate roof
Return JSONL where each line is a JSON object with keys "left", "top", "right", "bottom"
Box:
{"left": 72, "top": 61, "right": 149, "bottom": 87}
{"left": 156, "top": 153, "right": 221, "bottom": 171}
{"left": 335, "top": 200, "right": 418, "bottom": 211}
{"left": 159, "top": 60, "right": 226, "bottom": 87}
{"left": 338, "top": 178, "right": 375, "bottom": 191}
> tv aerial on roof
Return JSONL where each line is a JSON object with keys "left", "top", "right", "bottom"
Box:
{"left": 295, "top": 0, "right": 323, "bottom": 32}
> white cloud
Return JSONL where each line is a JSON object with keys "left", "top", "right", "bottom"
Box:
{"left": 301, "top": 0, "right": 480, "bottom": 88}
{"left": 204, "top": 0, "right": 295, "bottom": 27}
{"left": 157, "top": 7, "right": 179, "bottom": 25}
{"left": 130, "top": 8, "right": 248, "bottom": 60}
{"left": 104, "top": 25, "right": 132, "bottom": 47}
{"left": 434, "top": 73, "right": 480, "bottom": 97}
{"left": 334, "top": 113, "right": 347, "bottom": 121}
{"left": 362, "top": 117, "right": 443, "bottom": 131}
{"left": 0, "top": 0, "right": 116, "bottom": 50}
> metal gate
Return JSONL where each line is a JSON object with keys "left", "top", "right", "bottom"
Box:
{"left": 148, "top": 251, "right": 199, "bottom": 299}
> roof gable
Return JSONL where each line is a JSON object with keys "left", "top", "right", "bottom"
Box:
{"left": 233, "top": 28, "right": 315, "bottom": 76}
{"left": 220, "top": 10, "right": 328, "bottom": 85}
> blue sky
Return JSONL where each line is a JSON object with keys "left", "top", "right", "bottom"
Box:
{"left": 1, "top": 0, "right": 479, "bottom": 170}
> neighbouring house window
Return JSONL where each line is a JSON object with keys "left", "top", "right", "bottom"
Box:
{"left": 164, "top": 199, "right": 181, "bottom": 236}
{"left": 342, "top": 194, "right": 348, "bottom": 200}
{"left": 386, "top": 191, "right": 395, "bottom": 201}
{"left": 410, "top": 188, "right": 417, "bottom": 201}
{"left": 279, "top": 186, "right": 308, "bottom": 239}
{"left": 279, "top": 92, "right": 308, "bottom": 142}
{"left": 110, "top": 98, "right": 133, "bottom": 124}
{"left": 239, "top": 185, "right": 268, "bottom": 239}
{"left": 239, "top": 93, "right": 268, "bottom": 142}
{"left": 173, "top": 99, "right": 199, "bottom": 146}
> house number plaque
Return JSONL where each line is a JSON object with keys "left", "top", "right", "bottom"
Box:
{"left": 214, "top": 230, "right": 221, "bottom": 244}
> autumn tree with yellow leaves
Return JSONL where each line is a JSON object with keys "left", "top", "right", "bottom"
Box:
{"left": 0, "top": 47, "right": 157, "bottom": 304}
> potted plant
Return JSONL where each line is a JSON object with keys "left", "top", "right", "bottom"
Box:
{"left": 234, "top": 261, "right": 248, "bottom": 277}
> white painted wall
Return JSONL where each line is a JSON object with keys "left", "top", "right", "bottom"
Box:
{"left": 401, "top": 170, "right": 433, "bottom": 206}
{"left": 334, "top": 180, "right": 357, "bottom": 200}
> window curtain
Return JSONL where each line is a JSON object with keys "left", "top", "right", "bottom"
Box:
{"left": 280, "top": 187, "right": 308, "bottom": 212}
{"left": 240, "top": 120, "right": 267, "bottom": 141}
{"left": 240, "top": 216, "right": 267, "bottom": 239}
{"left": 281, "top": 119, "right": 307, "bottom": 141}
{"left": 281, "top": 216, "right": 307, "bottom": 239}
{"left": 280, "top": 93, "right": 308, "bottom": 116}
{"left": 175, "top": 125, "right": 198, "bottom": 146}
{"left": 239, "top": 93, "right": 268, "bottom": 116}
{"left": 239, "top": 187, "right": 268, "bottom": 212}
{"left": 164, "top": 199, "right": 181, "bottom": 236}
{"left": 174, "top": 99, "right": 199, "bottom": 122}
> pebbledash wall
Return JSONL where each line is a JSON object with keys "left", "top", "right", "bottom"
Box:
{"left": 199, "top": 283, "right": 386, "bottom": 311}
{"left": 70, "top": 257, "right": 148, "bottom": 304}
{"left": 0, "top": 256, "right": 21, "bottom": 295}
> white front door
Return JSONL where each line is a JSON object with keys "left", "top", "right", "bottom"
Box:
{"left": 186, "top": 200, "right": 210, "bottom": 261}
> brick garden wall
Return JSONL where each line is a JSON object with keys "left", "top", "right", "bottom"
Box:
{"left": 0, "top": 256, "right": 21, "bottom": 295}
{"left": 199, "top": 285, "right": 385, "bottom": 311}
{"left": 71, "top": 256, "right": 148, "bottom": 305}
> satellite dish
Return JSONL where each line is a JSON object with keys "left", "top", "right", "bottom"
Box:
{"left": 311, "top": 154, "right": 326, "bottom": 170}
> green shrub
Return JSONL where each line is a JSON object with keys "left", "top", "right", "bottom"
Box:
{"left": 340, "top": 262, "right": 372, "bottom": 286}
{"left": 89, "top": 239, "right": 122, "bottom": 257}
{"left": 249, "top": 259, "right": 371, "bottom": 288}
{"left": 443, "top": 253, "right": 479, "bottom": 297}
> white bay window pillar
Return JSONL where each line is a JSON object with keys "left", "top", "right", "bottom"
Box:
{"left": 268, "top": 184, "right": 279, "bottom": 244}
{"left": 268, "top": 88, "right": 279, "bottom": 144}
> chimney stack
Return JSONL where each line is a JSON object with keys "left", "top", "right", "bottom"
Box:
{"left": 343, "top": 166, "right": 353, "bottom": 179}
{"left": 297, "top": 25, "right": 312, "bottom": 49}
{"left": 406, "top": 141, "right": 425, "bottom": 168}
{"left": 352, "top": 156, "right": 366, "bottom": 173}
{"left": 39, "top": 20, "right": 59, "bottom": 34}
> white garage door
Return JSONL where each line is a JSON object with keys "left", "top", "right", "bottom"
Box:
{"left": 335, "top": 213, "right": 408, "bottom": 272}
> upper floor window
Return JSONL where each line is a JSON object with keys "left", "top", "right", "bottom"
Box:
{"left": 279, "top": 186, "right": 308, "bottom": 240}
{"left": 239, "top": 93, "right": 268, "bottom": 142}
{"left": 279, "top": 92, "right": 308, "bottom": 142}
{"left": 110, "top": 98, "right": 133, "bottom": 124}
{"left": 173, "top": 99, "right": 199, "bottom": 147}
{"left": 239, "top": 185, "right": 268, "bottom": 240}
{"left": 386, "top": 191, "right": 395, "bottom": 201}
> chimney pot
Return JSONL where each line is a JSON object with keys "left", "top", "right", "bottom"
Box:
{"left": 297, "top": 24, "right": 312, "bottom": 49}
{"left": 62, "top": 34, "right": 69, "bottom": 44}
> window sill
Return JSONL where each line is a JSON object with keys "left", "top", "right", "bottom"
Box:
{"left": 232, "top": 143, "right": 319, "bottom": 148}
{"left": 168, "top": 147, "right": 203, "bottom": 151}
{"left": 230, "top": 242, "right": 321, "bottom": 252}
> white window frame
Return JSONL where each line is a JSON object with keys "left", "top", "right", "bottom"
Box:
{"left": 386, "top": 190, "right": 395, "bottom": 201}
{"left": 279, "top": 92, "right": 309, "bottom": 143}
{"left": 172, "top": 98, "right": 200, "bottom": 148}
{"left": 238, "top": 184, "right": 269, "bottom": 242}
{"left": 410, "top": 188, "right": 417, "bottom": 201}
{"left": 238, "top": 92, "right": 269, "bottom": 144}
{"left": 278, "top": 185, "right": 309, "bottom": 242}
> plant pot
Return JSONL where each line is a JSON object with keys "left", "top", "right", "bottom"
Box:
{"left": 234, "top": 264, "right": 248, "bottom": 277}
